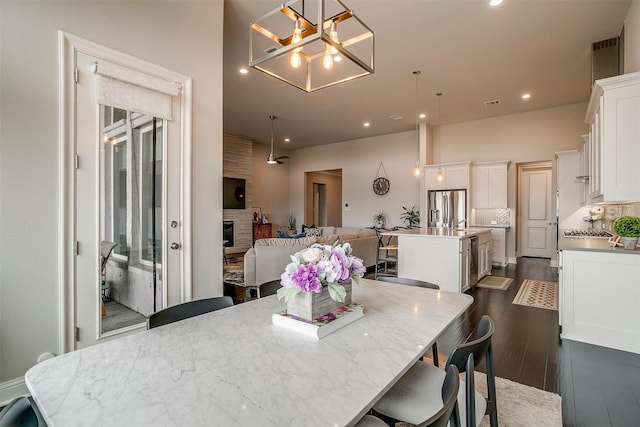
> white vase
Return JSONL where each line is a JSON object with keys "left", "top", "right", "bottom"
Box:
{"left": 286, "top": 282, "right": 352, "bottom": 321}
{"left": 620, "top": 237, "right": 639, "bottom": 250}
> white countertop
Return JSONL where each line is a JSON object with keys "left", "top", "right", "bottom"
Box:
{"left": 26, "top": 279, "right": 473, "bottom": 427}
{"left": 558, "top": 234, "right": 640, "bottom": 254}
{"left": 381, "top": 227, "right": 492, "bottom": 239}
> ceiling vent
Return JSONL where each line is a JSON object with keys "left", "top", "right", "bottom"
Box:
{"left": 592, "top": 36, "right": 621, "bottom": 86}
{"left": 484, "top": 99, "right": 501, "bottom": 107}
{"left": 389, "top": 114, "right": 403, "bottom": 121}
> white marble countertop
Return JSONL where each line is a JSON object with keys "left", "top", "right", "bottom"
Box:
{"left": 26, "top": 279, "right": 473, "bottom": 427}
{"left": 381, "top": 227, "right": 492, "bottom": 239}
{"left": 558, "top": 234, "right": 640, "bottom": 254}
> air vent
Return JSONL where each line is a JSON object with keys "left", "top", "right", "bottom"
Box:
{"left": 484, "top": 99, "right": 501, "bottom": 107}
{"left": 389, "top": 114, "right": 403, "bottom": 121}
{"left": 592, "top": 37, "right": 620, "bottom": 85}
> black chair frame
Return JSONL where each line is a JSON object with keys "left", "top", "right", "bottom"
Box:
{"left": 147, "top": 296, "right": 234, "bottom": 329}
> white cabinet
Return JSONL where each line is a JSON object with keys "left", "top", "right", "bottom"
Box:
{"left": 490, "top": 228, "right": 506, "bottom": 267}
{"left": 555, "top": 150, "right": 584, "bottom": 229}
{"left": 560, "top": 249, "right": 640, "bottom": 354}
{"left": 477, "top": 230, "right": 492, "bottom": 280}
{"left": 577, "top": 135, "right": 589, "bottom": 205}
{"left": 585, "top": 71, "right": 640, "bottom": 202}
{"left": 460, "top": 237, "right": 470, "bottom": 292}
{"left": 424, "top": 162, "right": 470, "bottom": 190}
{"left": 396, "top": 235, "right": 467, "bottom": 293}
{"left": 471, "top": 161, "right": 509, "bottom": 208}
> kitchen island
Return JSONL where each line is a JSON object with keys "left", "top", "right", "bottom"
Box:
{"left": 381, "top": 227, "right": 492, "bottom": 293}
{"left": 558, "top": 233, "right": 640, "bottom": 354}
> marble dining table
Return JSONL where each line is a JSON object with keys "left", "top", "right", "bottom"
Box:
{"left": 25, "top": 278, "right": 473, "bottom": 427}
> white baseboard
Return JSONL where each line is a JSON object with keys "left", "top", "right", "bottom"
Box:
{"left": 508, "top": 257, "right": 518, "bottom": 264}
{"left": 0, "top": 377, "right": 28, "bottom": 406}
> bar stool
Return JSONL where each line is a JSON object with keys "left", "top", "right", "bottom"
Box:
{"left": 374, "top": 228, "right": 397, "bottom": 279}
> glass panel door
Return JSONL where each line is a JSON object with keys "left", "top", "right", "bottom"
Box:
{"left": 99, "top": 106, "right": 164, "bottom": 334}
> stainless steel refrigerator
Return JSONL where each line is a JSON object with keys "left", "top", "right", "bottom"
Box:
{"left": 428, "top": 190, "right": 467, "bottom": 228}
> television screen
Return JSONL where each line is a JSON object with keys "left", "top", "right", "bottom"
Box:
{"left": 223, "top": 177, "right": 246, "bottom": 209}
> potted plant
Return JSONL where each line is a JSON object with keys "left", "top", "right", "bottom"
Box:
{"left": 288, "top": 213, "right": 296, "bottom": 232}
{"left": 613, "top": 215, "right": 640, "bottom": 250}
{"left": 373, "top": 210, "right": 387, "bottom": 229}
{"left": 401, "top": 206, "right": 420, "bottom": 229}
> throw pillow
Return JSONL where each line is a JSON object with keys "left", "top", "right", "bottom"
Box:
{"left": 305, "top": 227, "right": 323, "bottom": 237}
{"left": 291, "top": 232, "right": 307, "bottom": 239}
{"left": 276, "top": 231, "right": 292, "bottom": 238}
{"left": 301, "top": 224, "right": 316, "bottom": 232}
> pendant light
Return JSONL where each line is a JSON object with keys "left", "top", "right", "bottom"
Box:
{"left": 436, "top": 92, "right": 444, "bottom": 183}
{"left": 413, "top": 71, "right": 422, "bottom": 179}
{"left": 249, "top": 0, "right": 374, "bottom": 92}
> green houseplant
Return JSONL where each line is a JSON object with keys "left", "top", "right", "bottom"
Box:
{"left": 401, "top": 206, "right": 420, "bottom": 229}
{"left": 613, "top": 215, "right": 640, "bottom": 250}
{"left": 373, "top": 210, "right": 387, "bottom": 228}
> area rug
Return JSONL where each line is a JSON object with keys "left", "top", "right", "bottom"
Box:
{"left": 395, "top": 371, "right": 562, "bottom": 427}
{"left": 512, "top": 279, "right": 558, "bottom": 311}
{"left": 476, "top": 276, "right": 513, "bottom": 290}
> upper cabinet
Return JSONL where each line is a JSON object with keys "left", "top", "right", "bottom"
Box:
{"left": 471, "top": 161, "right": 509, "bottom": 208}
{"left": 585, "top": 72, "right": 640, "bottom": 203}
{"left": 424, "top": 162, "right": 470, "bottom": 190}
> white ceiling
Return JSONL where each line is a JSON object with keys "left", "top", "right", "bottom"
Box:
{"left": 223, "top": 0, "right": 631, "bottom": 150}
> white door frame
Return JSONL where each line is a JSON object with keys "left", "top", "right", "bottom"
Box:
{"left": 58, "top": 32, "right": 192, "bottom": 353}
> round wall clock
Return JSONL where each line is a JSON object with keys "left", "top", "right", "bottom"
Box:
{"left": 373, "top": 176, "right": 390, "bottom": 195}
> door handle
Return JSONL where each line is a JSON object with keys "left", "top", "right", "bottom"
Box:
{"left": 170, "top": 242, "right": 181, "bottom": 250}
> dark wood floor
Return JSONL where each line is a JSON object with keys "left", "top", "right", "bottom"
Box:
{"left": 432, "top": 257, "right": 640, "bottom": 427}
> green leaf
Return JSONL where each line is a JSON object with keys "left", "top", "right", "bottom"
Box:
{"left": 327, "top": 283, "right": 346, "bottom": 303}
{"left": 276, "top": 287, "right": 301, "bottom": 302}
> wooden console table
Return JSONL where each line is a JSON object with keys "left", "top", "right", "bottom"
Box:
{"left": 253, "top": 222, "right": 272, "bottom": 244}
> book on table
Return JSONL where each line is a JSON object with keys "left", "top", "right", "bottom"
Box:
{"left": 272, "top": 303, "right": 364, "bottom": 339}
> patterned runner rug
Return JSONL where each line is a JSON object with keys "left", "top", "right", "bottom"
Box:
{"left": 512, "top": 279, "right": 558, "bottom": 310}
{"left": 476, "top": 276, "right": 513, "bottom": 290}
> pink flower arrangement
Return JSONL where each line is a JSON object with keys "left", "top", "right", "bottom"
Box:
{"left": 277, "top": 242, "right": 365, "bottom": 303}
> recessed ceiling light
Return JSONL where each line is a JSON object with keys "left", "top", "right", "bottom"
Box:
{"left": 489, "top": 0, "right": 503, "bottom": 6}
{"left": 521, "top": 93, "right": 531, "bottom": 100}
{"left": 389, "top": 114, "right": 403, "bottom": 121}
{"left": 363, "top": 122, "right": 370, "bottom": 127}
{"left": 284, "top": 138, "right": 290, "bottom": 142}
{"left": 419, "top": 113, "right": 426, "bottom": 119}
{"left": 239, "top": 68, "right": 248, "bottom": 74}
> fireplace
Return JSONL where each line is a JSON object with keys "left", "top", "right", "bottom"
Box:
{"left": 223, "top": 221, "right": 234, "bottom": 247}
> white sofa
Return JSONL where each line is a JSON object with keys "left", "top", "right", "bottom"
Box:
{"left": 242, "top": 227, "right": 379, "bottom": 288}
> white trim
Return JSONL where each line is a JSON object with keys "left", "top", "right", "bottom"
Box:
{"left": 58, "top": 31, "right": 75, "bottom": 355}
{"left": 0, "top": 377, "right": 29, "bottom": 407}
{"left": 508, "top": 257, "right": 518, "bottom": 264}
{"left": 58, "top": 31, "right": 193, "bottom": 352}
{"left": 180, "top": 78, "right": 193, "bottom": 303}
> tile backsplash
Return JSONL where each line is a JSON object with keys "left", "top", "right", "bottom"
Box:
{"left": 473, "top": 208, "right": 511, "bottom": 226}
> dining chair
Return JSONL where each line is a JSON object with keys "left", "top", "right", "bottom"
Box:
{"left": 373, "top": 315, "right": 497, "bottom": 427}
{"left": 256, "top": 279, "right": 282, "bottom": 298}
{"left": 376, "top": 276, "right": 441, "bottom": 367}
{"left": 355, "top": 365, "right": 461, "bottom": 427}
{"left": 374, "top": 229, "right": 397, "bottom": 279}
{"left": 147, "top": 296, "right": 234, "bottom": 329}
{"left": 0, "top": 396, "right": 47, "bottom": 427}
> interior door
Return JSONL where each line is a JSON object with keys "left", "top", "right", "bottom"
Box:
{"left": 74, "top": 52, "right": 184, "bottom": 348}
{"left": 519, "top": 163, "right": 554, "bottom": 258}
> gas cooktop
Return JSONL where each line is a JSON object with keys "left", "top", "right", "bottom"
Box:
{"left": 563, "top": 229, "right": 614, "bottom": 238}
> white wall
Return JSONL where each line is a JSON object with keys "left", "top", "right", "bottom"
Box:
{"left": 624, "top": 0, "right": 640, "bottom": 73}
{"left": 289, "top": 131, "right": 420, "bottom": 229}
{"left": 435, "top": 102, "right": 589, "bottom": 259}
{"left": 252, "top": 142, "right": 291, "bottom": 233}
{"left": 0, "top": 0, "right": 223, "bottom": 387}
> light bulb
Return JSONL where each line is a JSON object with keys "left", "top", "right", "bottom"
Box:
{"left": 291, "top": 48, "right": 302, "bottom": 68}
{"left": 323, "top": 49, "right": 334, "bottom": 70}
{"left": 290, "top": 19, "right": 303, "bottom": 69}
{"left": 328, "top": 21, "right": 339, "bottom": 55}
